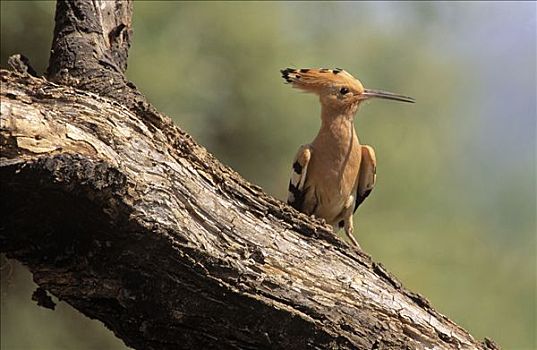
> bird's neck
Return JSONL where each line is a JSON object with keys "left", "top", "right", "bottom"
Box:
{"left": 318, "top": 105, "right": 358, "bottom": 144}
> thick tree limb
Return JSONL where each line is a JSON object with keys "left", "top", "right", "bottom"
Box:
{"left": 47, "top": 0, "right": 132, "bottom": 80}
{"left": 0, "top": 1, "right": 499, "bottom": 349}
{"left": 0, "top": 70, "right": 498, "bottom": 350}
{"left": 46, "top": 0, "right": 167, "bottom": 131}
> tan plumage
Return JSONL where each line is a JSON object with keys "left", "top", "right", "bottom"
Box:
{"left": 282, "top": 68, "right": 414, "bottom": 247}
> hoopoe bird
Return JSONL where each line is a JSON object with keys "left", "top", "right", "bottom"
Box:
{"left": 282, "top": 68, "right": 414, "bottom": 248}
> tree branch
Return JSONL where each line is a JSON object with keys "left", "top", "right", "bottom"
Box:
{"left": 48, "top": 0, "right": 132, "bottom": 77}
{"left": 0, "top": 1, "right": 499, "bottom": 349}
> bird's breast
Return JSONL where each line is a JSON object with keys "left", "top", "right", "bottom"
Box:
{"left": 306, "top": 141, "right": 362, "bottom": 223}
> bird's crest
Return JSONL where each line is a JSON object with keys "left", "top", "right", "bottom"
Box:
{"left": 280, "top": 68, "right": 364, "bottom": 93}
{"left": 280, "top": 67, "right": 415, "bottom": 104}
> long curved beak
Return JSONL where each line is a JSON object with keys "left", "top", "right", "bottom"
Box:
{"left": 362, "top": 89, "right": 415, "bottom": 103}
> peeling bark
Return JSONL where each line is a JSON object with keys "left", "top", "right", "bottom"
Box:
{"left": 0, "top": 1, "right": 500, "bottom": 349}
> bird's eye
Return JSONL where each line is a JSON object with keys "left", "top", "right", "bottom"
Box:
{"left": 339, "top": 87, "right": 350, "bottom": 95}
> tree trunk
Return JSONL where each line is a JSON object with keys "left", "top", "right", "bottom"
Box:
{"left": 0, "top": 1, "right": 499, "bottom": 350}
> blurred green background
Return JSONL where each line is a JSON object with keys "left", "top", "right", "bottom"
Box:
{"left": 1, "top": 1, "right": 535, "bottom": 349}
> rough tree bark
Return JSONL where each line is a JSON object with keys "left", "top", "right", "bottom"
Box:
{"left": 0, "top": 1, "right": 499, "bottom": 350}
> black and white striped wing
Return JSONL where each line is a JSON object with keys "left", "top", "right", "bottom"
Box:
{"left": 354, "top": 145, "right": 377, "bottom": 213}
{"left": 287, "top": 144, "right": 312, "bottom": 212}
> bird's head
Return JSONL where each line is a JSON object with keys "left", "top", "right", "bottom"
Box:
{"left": 281, "top": 68, "right": 414, "bottom": 114}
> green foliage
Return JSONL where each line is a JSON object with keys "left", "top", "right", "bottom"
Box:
{"left": 1, "top": 2, "right": 535, "bottom": 349}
